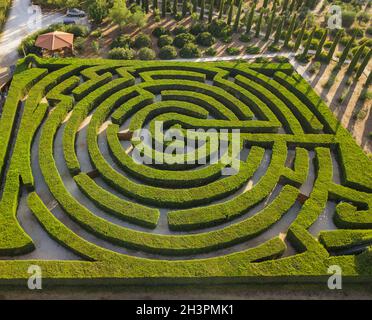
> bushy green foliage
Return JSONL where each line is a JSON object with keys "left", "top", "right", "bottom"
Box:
{"left": 173, "top": 32, "right": 195, "bottom": 48}
{"left": 137, "top": 47, "right": 156, "bottom": 60}
{"left": 159, "top": 45, "right": 178, "bottom": 59}
{"left": 196, "top": 31, "right": 215, "bottom": 46}
{"left": 179, "top": 43, "right": 201, "bottom": 58}
{"left": 108, "top": 47, "right": 135, "bottom": 59}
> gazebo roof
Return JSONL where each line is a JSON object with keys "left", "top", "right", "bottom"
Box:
{"left": 35, "top": 31, "right": 74, "bottom": 51}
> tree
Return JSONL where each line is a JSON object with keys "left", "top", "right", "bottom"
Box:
{"left": 273, "top": 16, "right": 284, "bottom": 44}
{"left": 326, "top": 29, "right": 341, "bottom": 62}
{"left": 264, "top": 8, "right": 275, "bottom": 41}
{"left": 284, "top": 13, "right": 297, "bottom": 47}
{"left": 153, "top": 0, "right": 158, "bottom": 10}
{"left": 293, "top": 20, "right": 306, "bottom": 51}
{"left": 338, "top": 34, "right": 355, "bottom": 66}
{"left": 263, "top": 0, "right": 269, "bottom": 7}
{"left": 218, "top": 0, "right": 224, "bottom": 19}
{"left": 159, "top": 45, "right": 177, "bottom": 59}
{"left": 227, "top": 1, "right": 233, "bottom": 25}
{"left": 315, "top": 28, "right": 327, "bottom": 59}
{"left": 300, "top": 26, "right": 315, "bottom": 59}
{"left": 355, "top": 48, "right": 372, "bottom": 79}
{"left": 162, "top": 0, "right": 167, "bottom": 17}
{"left": 108, "top": 47, "right": 135, "bottom": 59}
{"left": 129, "top": 9, "right": 147, "bottom": 27}
{"left": 144, "top": 0, "right": 149, "bottom": 13}
{"left": 233, "top": 0, "right": 242, "bottom": 32}
{"left": 133, "top": 33, "right": 152, "bottom": 48}
{"left": 182, "top": 0, "right": 188, "bottom": 17}
{"left": 88, "top": 0, "right": 108, "bottom": 24}
{"left": 255, "top": 8, "right": 263, "bottom": 37}
{"left": 180, "top": 43, "right": 202, "bottom": 57}
{"left": 196, "top": 31, "right": 215, "bottom": 46}
{"left": 109, "top": 0, "right": 131, "bottom": 29}
{"left": 192, "top": 0, "right": 198, "bottom": 13}
{"left": 245, "top": 1, "right": 256, "bottom": 34}
{"left": 173, "top": 0, "right": 178, "bottom": 15}
{"left": 208, "top": 0, "right": 215, "bottom": 23}
{"left": 200, "top": 0, "right": 205, "bottom": 20}
{"left": 282, "top": 0, "right": 289, "bottom": 13}
{"left": 366, "top": 70, "right": 372, "bottom": 86}
{"left": 346, "top": 43, "right": 366, "bottom": 74}
{"left": 138, "top": 47, "right": 156, "bottom": 60}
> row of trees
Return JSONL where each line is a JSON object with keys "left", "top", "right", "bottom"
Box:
{"left": 88, "top": 0, "right": 371, "bottom": 80}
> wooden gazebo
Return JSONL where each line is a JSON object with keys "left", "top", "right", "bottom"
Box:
{"left": 35, "top": 31, "right": 74, "bottom": 56}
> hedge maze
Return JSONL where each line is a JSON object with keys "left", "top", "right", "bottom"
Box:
{"left": 0, "top": 55, "right": 371, "bottom": 285}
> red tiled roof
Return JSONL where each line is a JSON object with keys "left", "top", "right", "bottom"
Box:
{"left": 35, "top": 31, "right": 74, "bottom": 51}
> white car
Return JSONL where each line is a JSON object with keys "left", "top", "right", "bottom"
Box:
{"left": 66, "top": 8, "right": 86, "bottom": 17}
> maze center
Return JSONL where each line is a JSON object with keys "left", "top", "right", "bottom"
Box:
{"left": 0, "top": 55, "right": 371, "bottom": 284}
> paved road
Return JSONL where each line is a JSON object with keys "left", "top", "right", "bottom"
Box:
{"left": 0, "top": 0, "right": 64, "bottom": 85}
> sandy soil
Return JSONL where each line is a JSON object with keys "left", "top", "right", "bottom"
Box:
{"left": 302, "top": 59, "right": 371, "bottom": 154}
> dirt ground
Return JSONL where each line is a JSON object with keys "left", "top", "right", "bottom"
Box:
{"left": 1, "top": 283, "right": 372, "bottom": 300}
{"left": 302, "top": 59, "right": 371, "bottom": 154}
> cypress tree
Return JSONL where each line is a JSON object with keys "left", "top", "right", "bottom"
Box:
{"left": 144, "top": 0, "right": 149, "bottom": 13}
{"left": 200, "top": 0, "right": 205, "bottom": 20}
{"left": 153, "top": 0, "right": 158, "bottom": 10}
{"left": 255, "top": 8, "right": 263, "bottom": 37}
{"left": 227, "top": 1, "right": 233, "bottom": 25}
{"left": 162, "top": 0, "right": 167, "bottom": 17}
{"left": 315, "top": 28, "right": 328, "bottom": 59}
{"left": 245, "top": 4, "right": 255, "bottom": 34}
{"left": 218, "top": 0, "right": 224, "bottom": 18}
{"left": 233, "top": 0, "right": 242, "bottom": 32}
{"left": 173, "top": 0, "right": 178, "bottom": 15}
{"left": 366, "top": 70, "right": 372, "bottom": 86}
{"left": 208, "top": 0, "right": 215, "bottom": 23}
{"left": 192, "top": 0, "right": 197, "bottom": 12}
{"left": 182, "top": 0, "right": 187, "bottom": 16}
{"left": 264, "top": 8, "right": 275, "bottom": 40}
{"left": 347, "top": 43, "right": 366, "bottom": 74}
{"left": 284, "top": 13, "right": 297, "bottom": 47}
{"left": 273, "top": 16, "right": 284, "bottom": 44}
{"left": 294, "top": 20, "right": 306, "bottom": 51}
{"left": 355, "top": 48, "right": 372, "bottom": 79}
{"left": 326, "top": 29, "right": 341, "bottom": 62}
{"left": 282, "top": 0, "right": 289, "bottom": 12}
{"left": 338, "top": 34, "right": 356, "bottom": 66}
{"left": 301, "top": 26, "right": 315, "bottom": 58}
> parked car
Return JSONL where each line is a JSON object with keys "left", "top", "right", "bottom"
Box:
{"left": 66, "top": 8, "right": 86, "bottom": 17}
{"left": 63, "top": 18, "right": 76, "bottom": 25}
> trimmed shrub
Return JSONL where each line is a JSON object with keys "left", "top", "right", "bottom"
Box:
{"left": 152, "top": 26, "right": 169, "bottom": 38}
{"left": 108, "top": 48, "right": 135, "bottom": 60}
{"left": 179, "top": 43, "right": 201, "bottom": 58}
{"left": 173, "top": 32, "right": 195, "bottom": 48}
{"left": 158, "top": 35, "right": 174, "bottom": 48}
{"left": 189, "top": 22, "right": 208, "bottom": 35}
{"left": 196, "top": 32, "right": 215, "bottom": 46}
{"left": 133, "top": 33, "right": 152, "bottom": 49}
{"left": 137, "top": 47, "right": 156, "bottom": 60}
{"left": 159, "top": 45, "right": 177, "bottom": 59}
